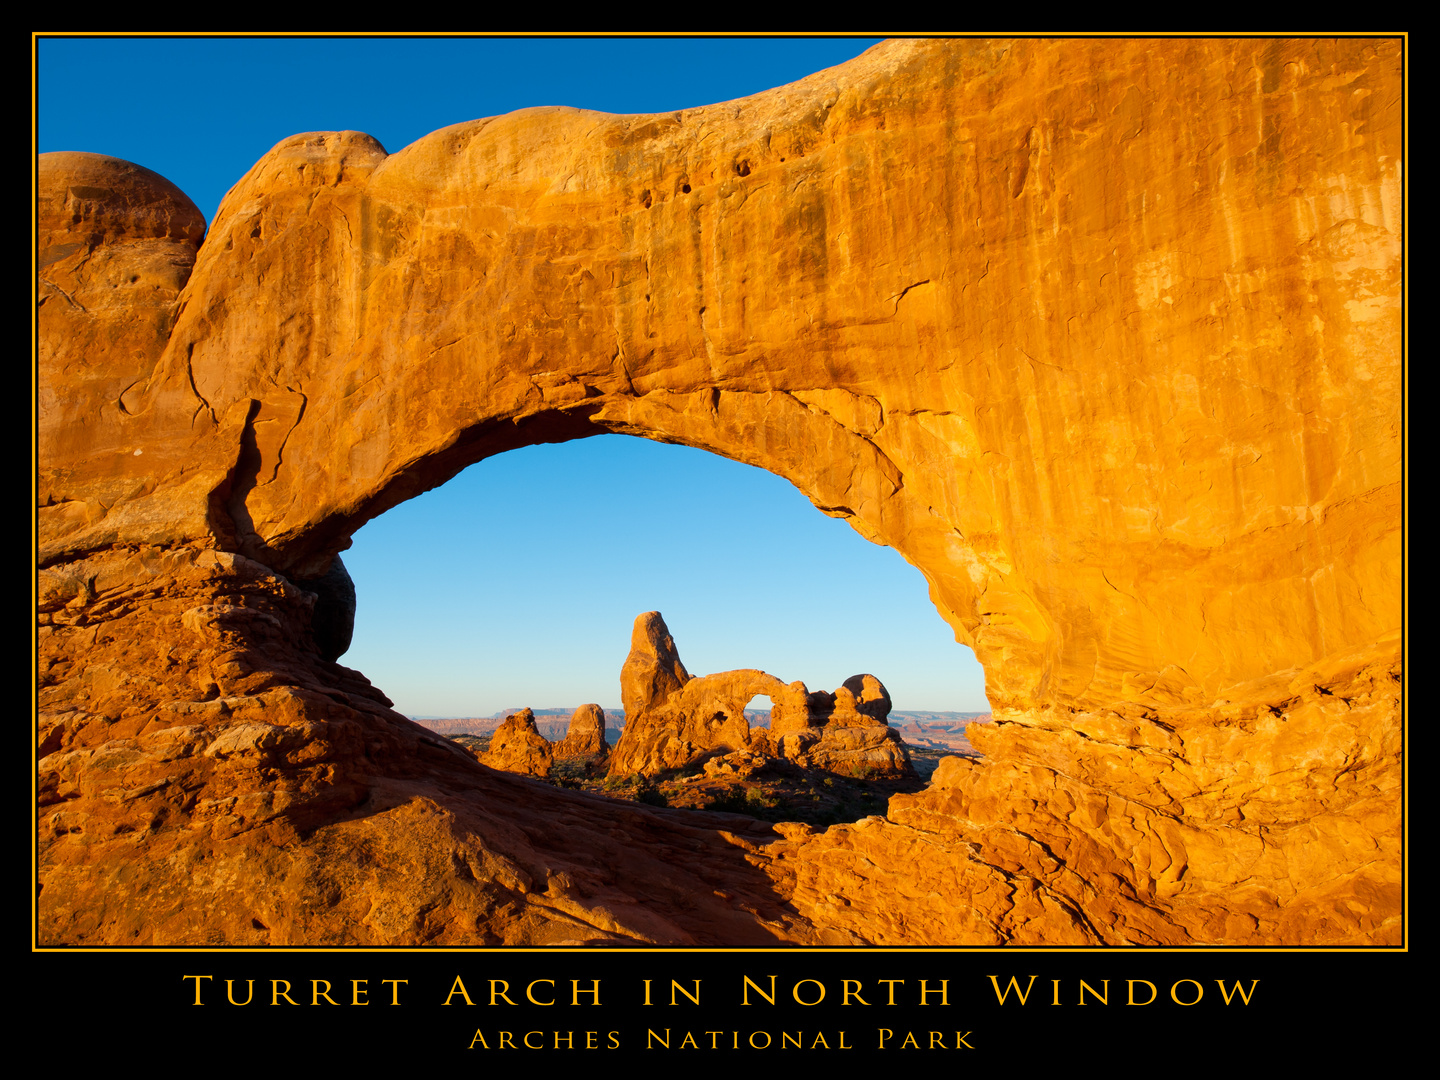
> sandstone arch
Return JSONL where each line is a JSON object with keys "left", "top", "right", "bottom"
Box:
{"left": 609, "top": 612, "right": 915, "bottom": 778}
{"left": 37, "top": 38, "right": 1402, "bottom": 945}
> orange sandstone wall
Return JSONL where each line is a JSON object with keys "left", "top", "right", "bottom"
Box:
{"left": 40, "top": 38, "right": 1401, "bottom": 712}
{"left": 37, "top": 38, "right": 1403, "bottom": 946}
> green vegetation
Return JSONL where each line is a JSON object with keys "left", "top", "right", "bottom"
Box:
{"left": 702, "top": 786, "right": 784, "bottom": 818}
{"left": 449, "top": 733, "right": 940, "bottom": 827}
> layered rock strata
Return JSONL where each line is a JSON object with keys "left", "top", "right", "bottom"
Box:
{"left": 37, "top": 548, "right": 810, "bottom": 945}
{"left": 772, "top": 638, "right": 1402, "bottom": 945}
{"left": 36, "top": 36, "right": 1402, "bottom": 945}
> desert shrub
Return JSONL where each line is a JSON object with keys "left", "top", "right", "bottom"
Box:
{"left": 551, "top": 758, "right": 596, "bottom": 784}
{"left": 703, "top": 788, "right": 753, "bottom": 815}
{"left": 702, "top": 785, "right": 788, "bottom": 820}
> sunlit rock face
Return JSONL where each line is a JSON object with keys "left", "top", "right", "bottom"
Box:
{"left": 554, "top": 703, "right": 609, "bottom": 760}
{"left": 612, "top": 611, "right": 788, "bottom": 777}
{"left": 479, "top": 708, "right": 554, "bottom": 778}
{"left": 610, "top": 612, "right": 914, "bottom": 779}
{"left": 36, "top": 37, "right": 1402, "bottom": 945}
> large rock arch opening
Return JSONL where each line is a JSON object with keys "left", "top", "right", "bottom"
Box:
{"left": 337, "top": 434, "right": 984, "bottom": 722}
{"left": 37, "top": 38, "right": 1401, "bottom": 946}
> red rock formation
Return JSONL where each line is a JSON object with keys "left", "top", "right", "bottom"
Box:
{"left": 36, "top": 37, "right": 1402, "bottom": 945}
{"left": 37, "top": 549, "right": 811, "bottom": 946}
{"left": 833, "top": 674, "right": 892, "bottom": 725}
{"left": 776, "top": 721, "right": 913, "bottom": 779}
{"left": 609, "top": 614, "right": 912, "bottom": 778}
{"left": 479, "top": 708, "right": 554, "bottom": 777}
{"left": 771, "top": 675, "right": 911, "bottom": 777}
{"left": 554, "top": 703, "right": 609, "bottom": 759}
{"left": 38, "top": 152, "right": 206, "bottom": 553}
{"left": 773, "top": 641, "right": 1402, "bottom": 945}
{"left": 610, "top": 610, "right": 761, "bottom": 775}
{"left": 610, "top": 666, "right": 785, "bottom": 776}
{"left": 620, "top": 612, "right": 692, "bottom": 719}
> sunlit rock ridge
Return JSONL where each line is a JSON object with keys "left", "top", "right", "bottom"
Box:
{"left": 37, "top": 38, "right": 1401, "bottom": 945}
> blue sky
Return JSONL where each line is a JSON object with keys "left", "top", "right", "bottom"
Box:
{"left": 37, "top": 35, "right": 990, "bottom": 716}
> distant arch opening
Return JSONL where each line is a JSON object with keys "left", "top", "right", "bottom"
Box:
{"left": 743, "top": 695, "right": 773, "bottom": 729}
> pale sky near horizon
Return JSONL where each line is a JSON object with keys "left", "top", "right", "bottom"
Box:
{"left": 37, "top": 35, "right": 991, "bottom": 716}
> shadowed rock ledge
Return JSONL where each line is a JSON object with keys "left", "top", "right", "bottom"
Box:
{"left": 36, "top": 37, "right": 1402, "bottom": 946}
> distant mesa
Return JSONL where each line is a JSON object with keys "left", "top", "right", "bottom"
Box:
{"left": 415, "top": 709, "right": 624, "bottom": 743}
{"left": 890, "top": 713, "right": 991, "bottom": 757}
{"left": 609, "top": 612, "right": 914, "bottom": 779}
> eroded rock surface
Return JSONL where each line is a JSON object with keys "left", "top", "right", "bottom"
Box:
{"left": 37, "top": 548, "right": 811, "bottom": 946}
{"left": 555, "top": 703, "right": 609, "bottom": 760}
{"left": 297, "top": 555, "right": 356, "bottom": 662}
{"left": 771, "top": 639, "right": 1403, "bottom": 945}
{"left": 620, "top": 612, "right": 692, "bottom": 720}
{"left": 479, "top": 708, "right": 554, "bottom": 778}
{"left": 611, "top": 613, "right": 777, "bottom": 776}
{"left": 769, "top": 673, "right": 912, "bottom": 776}
{"left": 36, "top": 37, "right": 1402, "bottom": 945}
{"left": 613, "top": 665, "right": 787, "bottom": 776}
{"left": 609, "top": 613, "right": 913, "bottom": 779}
